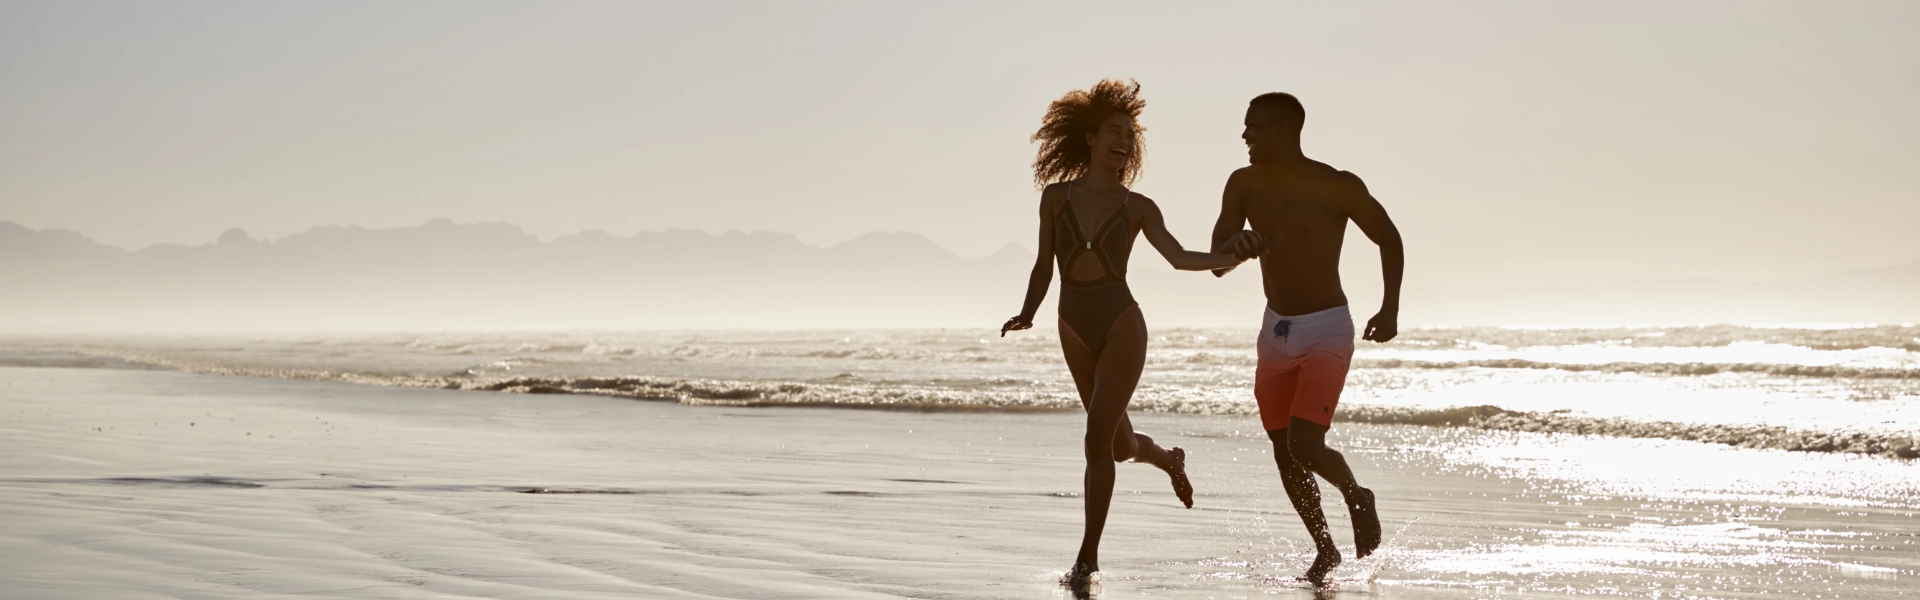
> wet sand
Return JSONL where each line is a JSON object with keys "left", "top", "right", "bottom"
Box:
{"left": 2, "top": 365, "right": 1915, "bottom": 598}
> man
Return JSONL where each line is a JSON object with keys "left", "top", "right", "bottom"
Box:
{"left": 1211, "top": 92, "right": 1404, "bottom": 586}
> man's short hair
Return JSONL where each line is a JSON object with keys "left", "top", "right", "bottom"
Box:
{"left": 1249, "top": 92, "right": 1305, "bottom": 130}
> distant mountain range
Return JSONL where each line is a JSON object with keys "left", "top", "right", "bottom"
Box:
{"left": 0, "top": 219, "right": 1033, "bottom": 331}
{"left": 1, "top": 219, "right": 1914, "bottom": 332}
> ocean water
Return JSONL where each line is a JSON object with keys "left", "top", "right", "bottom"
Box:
{"left": 3, "top": 326, "right": 1918, "bottom": 598}
{"left": 9, "top": 323, "right": 1917, "bottom": 459}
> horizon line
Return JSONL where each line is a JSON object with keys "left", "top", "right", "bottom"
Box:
{"left": 6, "top": 217, "right": 1918, "bottom": 282}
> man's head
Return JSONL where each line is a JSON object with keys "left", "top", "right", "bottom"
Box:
{"left": 1243, "top": 92, "right": 1304, "bottom": 164}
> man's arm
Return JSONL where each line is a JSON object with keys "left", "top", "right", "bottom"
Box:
{"left": 1340, "top": 172, "right": 1403, "bottom": 342}
{"left": 1209, "top": 171, "right": 1251, "bottom": 277}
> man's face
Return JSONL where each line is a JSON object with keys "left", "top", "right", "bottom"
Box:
{"left": 1242, "top": 107, "right": 1283, "bottom": 164}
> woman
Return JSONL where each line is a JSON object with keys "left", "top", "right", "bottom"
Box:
{"left": 1000, "top": 79, "right": 1260, "bottom": 585}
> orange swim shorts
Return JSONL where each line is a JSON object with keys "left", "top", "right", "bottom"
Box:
{"left": 1254, "top": 305, "right": 1355, "bottom": 430}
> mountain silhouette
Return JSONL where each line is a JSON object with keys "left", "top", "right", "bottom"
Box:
{"left": 0, "top": 219, "right": 1914, "bottom": 332}
{"left": 0, "top": 219, "right": 1028, "bottom": 331}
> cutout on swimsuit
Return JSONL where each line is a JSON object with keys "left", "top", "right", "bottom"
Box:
{"left": 1056, "top": 184, "right": 1132, "bottom": 287}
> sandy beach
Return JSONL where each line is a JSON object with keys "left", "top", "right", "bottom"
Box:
{"left": 2, "top": 363, "right": 1915, "bottom": 599}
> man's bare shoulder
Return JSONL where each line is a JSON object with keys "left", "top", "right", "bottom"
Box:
{"left": 1320, "top": 169, "right": 1384, "bottom": 215}
{"left": 1331, "top": 169, "right": 1372, "bottom": 196}
{"left": 1226, "top": 166, "right": 1284, "bottom": 198}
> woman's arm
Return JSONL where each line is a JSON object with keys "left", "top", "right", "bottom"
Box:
{"left": 1138, "top": 196, "right": 1248, "bottom": 272}
{"left": 1002, "top": 189, "right": 1058, "bottom": 336}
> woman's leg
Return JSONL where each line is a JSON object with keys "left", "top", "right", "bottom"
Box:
{"left": 1061, "top": 314, "right": 1193, "bottom": 513}
{"left": 1070, "top": 307, "right": 1149, "bottom": 575}
{"left": 1117, "top": 408, "right": 1194, "bottom": 509}
{"left": 1059, "top": 322, "right": 1139, "bottom": 463}
{"left": 1124, "top": 415, "right": 1186, "bottom": 474}
{"left": 1097, "top": 312, "right": 1191, "bottom": 508}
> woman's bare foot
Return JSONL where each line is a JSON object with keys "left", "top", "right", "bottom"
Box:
{"left": 1304, "top": 543, "right": 1342, "bottom": 586}
{"left": 1347, "top": 486, "right": 1381, "bottom": 558}
{"left": 1166, "top": 447, "right": 1194, "bottom": 508}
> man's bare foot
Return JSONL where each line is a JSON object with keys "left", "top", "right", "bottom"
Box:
{"left": 1167, "top": 447, "right": 1194, "bottom": 508}
{"left": 1347, "top": 486, "right": 1381, "bottom": 558}
{"left": 1062, "top": 561, "right": 1099, "bottom": 587}
{"left": 1304, "top": 544, "right": 1342, "bottom": 586}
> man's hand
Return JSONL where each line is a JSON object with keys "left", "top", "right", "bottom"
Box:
{"left": 1000, "top": 316, "right": 1033, "bottom": 337}
{"left": 1363, "top": 311, "right": 1397, "bottom": 343}
{"left": 1227, "top": 230, "right": 1266, "bottom": 261}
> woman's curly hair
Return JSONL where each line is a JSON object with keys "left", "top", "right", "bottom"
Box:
{"left": 1030, "top": 79, "right": 1147, "bottom": 189}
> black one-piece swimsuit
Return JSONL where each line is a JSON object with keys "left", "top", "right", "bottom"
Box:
{"left": 1055, "top": 184, "right": 1139, "bottom": 357}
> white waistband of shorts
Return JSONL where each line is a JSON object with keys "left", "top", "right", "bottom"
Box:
{"left": 1263, "top": 305, "right": 1351, "bottom": 324}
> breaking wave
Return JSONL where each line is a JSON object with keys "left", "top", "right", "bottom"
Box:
{"left": 284, "top": 341, "right": 1920, "bottom": 380}
{"left": 475, "top": 376, "right": 1920, "bottom": 460}
{"left": 309, "top": 328, "right": 1920, "bottom": 379}
{"left": 24, "top": 346, "right": 1919, "bottom": 461}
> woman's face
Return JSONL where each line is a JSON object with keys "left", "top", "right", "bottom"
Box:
{"left": 1083, "top": 114, "right": 1136, "bottom": 176}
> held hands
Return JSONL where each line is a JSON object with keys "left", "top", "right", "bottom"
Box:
{"left": 1000, "top": 316, "right": 1033, "bottom": 337}
{"left": 1226, "top": 230, "right": 1267, "bottom": 261}
{"left": 1363, "top": 311, "right": 1398, "bottom": 343}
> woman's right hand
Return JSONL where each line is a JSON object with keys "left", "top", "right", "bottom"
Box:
{"left": 1000, "top": 316, "right": 1033, "bottom": 337}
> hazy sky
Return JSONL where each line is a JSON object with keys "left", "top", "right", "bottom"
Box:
{"left": 4, "top": 1, "right": 1917, "bottom": 291}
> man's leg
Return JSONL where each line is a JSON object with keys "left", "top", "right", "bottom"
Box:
{"left": 1257, "top": 361, "right": 1343, "bottom": 584}
{"left": 1266, "top": 427, "right": 1340, "bottom": 583}
{"left": 1282, "top": 417, "right": 1362, "bottom": 496}
{"left": 1284, "top": 417, "right": 1379, "bottom": 557}
{"left": 1286, "top": 333, "right": 1381, "bottom": 558}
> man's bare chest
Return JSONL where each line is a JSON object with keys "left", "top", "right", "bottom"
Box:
{"left": 1250, "top": 193, "right": 1345, "bottom": 236}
